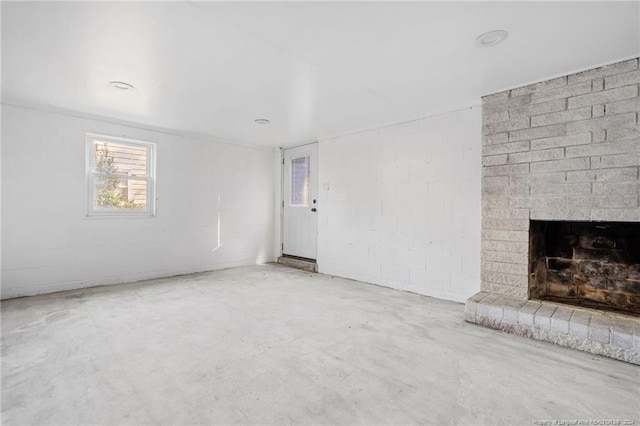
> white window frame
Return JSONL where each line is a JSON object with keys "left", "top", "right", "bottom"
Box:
{"left": 86, "top": 133, "right": 156, "bottom": 217}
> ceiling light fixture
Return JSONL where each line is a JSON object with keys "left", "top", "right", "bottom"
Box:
{"left": 475, "top": 30, "right": 508, "bottom": 48}
{"left": 254, "top": 119, "right": 270, "bottom": 124}
{"left": 109, "top": 81, "right": 134, "bottom": 90}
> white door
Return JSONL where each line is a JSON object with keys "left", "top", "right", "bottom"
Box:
{"left": 282, "top": 143, "right": 318, "bottom": 260}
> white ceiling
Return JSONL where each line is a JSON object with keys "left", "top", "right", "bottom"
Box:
{"left": 2, "top": 1, "right": 638, "bottom": 148}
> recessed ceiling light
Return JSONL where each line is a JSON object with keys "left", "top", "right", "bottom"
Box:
{"left": 109, "top": 81, "right": 134, "bottom": 90}
{"left": 254, "top": 119, "right": 270, "bottom": 124}
{"left": 475, "top": 30, "right": 508, "bottom": 48}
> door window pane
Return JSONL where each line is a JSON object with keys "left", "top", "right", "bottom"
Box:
{"left": 290, "top": 155, "right": 310, "bottom": 206}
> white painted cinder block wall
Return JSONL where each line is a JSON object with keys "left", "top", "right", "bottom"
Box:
{"left": 1, "top": 104, "right": 276, "bottom": 299}
{"left": 317, "top": 106, "right": 482, "bottom": 303}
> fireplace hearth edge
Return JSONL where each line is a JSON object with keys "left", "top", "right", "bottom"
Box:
{"left": 464, "top": 292, "right": 640, "bottom": 364}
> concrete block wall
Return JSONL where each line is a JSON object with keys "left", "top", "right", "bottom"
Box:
{"left": 1, "top": 104, "right": 276, "bottom": 299}
{"left": 481, "top": 57, "right": 640, "bottom": 301}
{"left": 317, "top": 106, "right": 481, "bottom": 303}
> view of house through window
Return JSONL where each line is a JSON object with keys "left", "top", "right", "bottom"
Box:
{"left": 87, "top": 134, "right": 155, "bottom": 216}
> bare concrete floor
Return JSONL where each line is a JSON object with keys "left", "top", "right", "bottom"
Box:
{"left": 2, "top": 264, "right": 639, "bottom": 425}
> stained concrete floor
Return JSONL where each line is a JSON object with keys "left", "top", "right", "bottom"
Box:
{"left": 2, "top": 264, "right": 639, "bottom": 425}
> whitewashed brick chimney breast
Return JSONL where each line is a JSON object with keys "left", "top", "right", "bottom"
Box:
{"left": 465, "top": 58, "right": 640, "bottom": 364}
{"left": 481, "top": 58, "right": 640, "bottom": 301}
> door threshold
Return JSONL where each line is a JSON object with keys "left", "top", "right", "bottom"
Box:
{"left": 281, "top": 254, "right": 316, "bottom": 262}
{"left": 278, "top": 255, "right": 318, "bottom": 273}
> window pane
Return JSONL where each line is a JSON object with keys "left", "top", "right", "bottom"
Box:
{"left": 93, "top": 177, "right": 147, "bottom": 211}
{"left": 290, "top": 155, "right": 310, "bottom": 206}
{"left": 93, "top": 140, "right": 148, "bottom": 177}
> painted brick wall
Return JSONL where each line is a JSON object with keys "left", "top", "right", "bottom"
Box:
{"left": 318, "top": 106, "right": 481, "bottom": 303}
{"left": 481, "top": 57, "right": 640, "bottom": 301}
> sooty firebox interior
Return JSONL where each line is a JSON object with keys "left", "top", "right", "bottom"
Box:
{"left": 529, "top": 221, "right": 640, "bottom": 316}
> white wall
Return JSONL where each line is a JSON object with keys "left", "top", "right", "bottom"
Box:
{"left": 317, "top": 106, "right": 482, "bottom": 303}
{"left": 1, "top": 104, "right": 276, "bottom": 299}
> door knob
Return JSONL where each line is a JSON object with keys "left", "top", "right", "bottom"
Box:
{"left": 311, "top": 208, "right": 317, "bottom": 212}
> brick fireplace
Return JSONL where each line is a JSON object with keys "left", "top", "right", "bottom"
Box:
{"left": 464, "top": 57, "right": 640, "bottom": 364}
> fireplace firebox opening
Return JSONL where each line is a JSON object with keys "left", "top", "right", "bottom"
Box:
{"left": 529, "top": 221, "right": 640, "bottom": 316}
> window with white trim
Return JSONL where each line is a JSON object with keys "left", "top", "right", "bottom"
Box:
{"left": 86, "top": 134, "right": 156, "bottom": 216}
